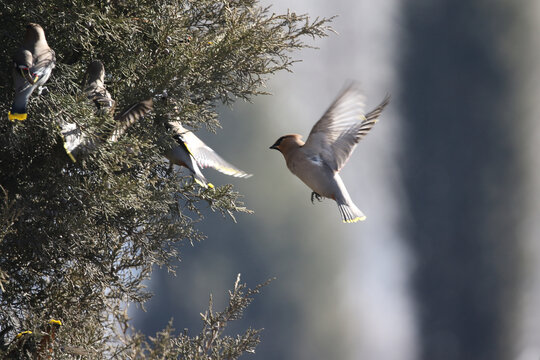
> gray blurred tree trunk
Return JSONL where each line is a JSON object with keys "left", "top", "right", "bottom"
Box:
{"left": 512, "top": 2, "right": 540, "bottom": 357}
{"left": 401, "top": 1, "right": 524, "bottom": 359}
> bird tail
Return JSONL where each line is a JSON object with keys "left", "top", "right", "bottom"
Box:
{"left": 189, "top": 162, "right": 214, "bottom": 189}
{"left": 337, "top": 201, "right": 366, "bottom": 223}
{"left": 192, "top": 172, "right": 214, "bottom": 189}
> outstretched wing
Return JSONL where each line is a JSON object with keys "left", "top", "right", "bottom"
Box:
{"left": 169, "top": 122, "right": 252, "bottom": 178}
{"left": 109, "top": 99, "right": 153, "bottom": 142}
{"left": 303, "top": 84, "right": 389, "bottom": 172}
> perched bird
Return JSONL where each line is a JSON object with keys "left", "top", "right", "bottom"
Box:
{"left": 9, "top": 23, "right": 56, "bottom": 121}
{"left": 60, "top": 59, "right": 152, "bottom": 162}
{"left": 3, "top": 319, "right": 64, "bottom": 360}
{"left": 270, "top": 84, "right": 390, "bottom": 223}
{"left": 4, "top": 330, "right": 34, "bottom": 359}
{"left": 83, "top": 60, "right": 115, "bottom": 116}
{"left": 3, "top": 320, "right": 91, "bottom": 358}
{"left": 61, "top": 98, "right": 153, "bottom": 162}
{"left": 36, "top": 319, "right": 62, "bottom": 360}
{"left": 166, "top": 122, "right": 252, "bottom": 188}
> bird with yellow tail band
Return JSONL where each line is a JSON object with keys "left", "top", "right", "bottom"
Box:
{"left": 270, "top": 83, "right": 390, "bottom": 223}
{"left": 8, "top": 23, "right": 55, "bottom": 122}
{"left": 36, "top": 319, "right": 62, "bottom": 360}
{"left": 60, "top": 60, "right": 153, "bottom": 162}
{"left": 166, "top": 121, "right": 252, "bottom": 188}
{"left": 2, "top": 320, "right": 92, "bottom": 358}
{"left": 60, "top": 60, "right": 113, "bottom": 160}
{"left": 60, "top": 97, "right": 152, "bottom": 162}
{"left": 3, "top": 329, "right": 33, "bottom": 359}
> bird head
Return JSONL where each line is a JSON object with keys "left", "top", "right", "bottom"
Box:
{"left": 269, "top": 134, "right": 303, "bottom": 153}
{"left": 24, "top": 23, "right": 47, "bottom": 45}
{"left": 87, "top": 60, "right": 106, "bottom": 84}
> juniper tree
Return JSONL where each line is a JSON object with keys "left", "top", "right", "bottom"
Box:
{"left": 0, "top": 1, "right": 333, "bottom": 358}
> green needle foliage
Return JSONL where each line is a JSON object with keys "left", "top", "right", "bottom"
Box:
{"left": 0, "top": 0, "right": 333, "bottom": 358}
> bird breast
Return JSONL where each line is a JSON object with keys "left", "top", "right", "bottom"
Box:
{"left": 286, "top": 150, "right": 337, "bottom": 198}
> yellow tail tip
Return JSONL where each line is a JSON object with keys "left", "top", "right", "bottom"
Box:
{"left": 49, "top": 319, "right": 62, "bottom": 326}
{"left": 343, "top": 216, "right": 366, "bottom": 223}
{"left": 63, "top": 144, "right": 77, "bottom": 163}
{"left": 67, "top": 152, "right": 76, "bottom": 163}
{"left": 8, "top": 111, "right": 27, "bottom": 121}
{"left": 16, "top": 330, "right": 32, "bottom": 338}
{"left": 193, "top": 179, "right": 213, "bottom": 189}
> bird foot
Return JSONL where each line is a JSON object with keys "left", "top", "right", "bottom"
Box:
{"left": 311, "top": 192, "right": 323, "bottom": 204}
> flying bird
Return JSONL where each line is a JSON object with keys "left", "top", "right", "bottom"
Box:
{"left": 60, "top": 98, "right": 153, "bottom": 162}
{"left": 270, "top": 84, "right": 390, "bottom": 223}
{"left": 60, "top": 60, "right": 152, "bottom": 162}
{"left": 166, "top": 122, "right": 252, "bottom": 188}
{"left": 9, "top": 23, "right": 56, "bottom": 122}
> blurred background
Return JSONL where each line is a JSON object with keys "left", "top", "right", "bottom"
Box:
{"left": 133, "top": 1, "right": 540, "bottom": 359}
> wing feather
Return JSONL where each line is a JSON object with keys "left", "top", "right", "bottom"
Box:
{"left": 109, "top": 99, "right": 153, "bottom": 142}
{"left": 304, "top": 84, "right": 389, "bottom": 172}
{"left": 169, "top": 122, "right": 252, "bottom": 178}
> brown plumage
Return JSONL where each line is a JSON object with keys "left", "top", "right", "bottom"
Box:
{"left": 36, "top": 319, "right": 62, "bottom": 360}
{"left": 9, "top": 23, "right": 56, "bottom": 121}
{"left": 109, "top": 98, "right": 153, "bottom": 143}
{"left": 270, "top": 83, "right": 390, "bottom": 223}
{"left": 84, "top": 60, "right": 116, "bottom": 116}
{"left": 60, "top": 59, "right": 153, "bottom": 162}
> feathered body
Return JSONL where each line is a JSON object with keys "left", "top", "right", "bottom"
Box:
{"left": 270, "top": 84, "right": 390, "bottom": 223}
{"left": 9, "top": 23, "right": 55, "bottom": 121}
{"left": 60, "top": 60, "right": 152, "bottom": 161}
{"left": 83, "top": 60, "right": 115, "bottom": 116}
{"left": 166, "top": 122, "right": 251, "bottom": 188}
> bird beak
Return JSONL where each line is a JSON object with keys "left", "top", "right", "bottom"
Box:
{"left": 269, "top": 144, "right": 278, "bottom": 150}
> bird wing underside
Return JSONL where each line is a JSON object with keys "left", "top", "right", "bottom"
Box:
{"left": 304, "top": 84, "right": 389, "bottom": 172}
{"left": 180, "top": 131, "right": 252, "bottom": 178}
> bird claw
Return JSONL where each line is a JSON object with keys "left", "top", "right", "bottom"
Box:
{"left": 311, "top": 192, "right": 323, "bottom": 204}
